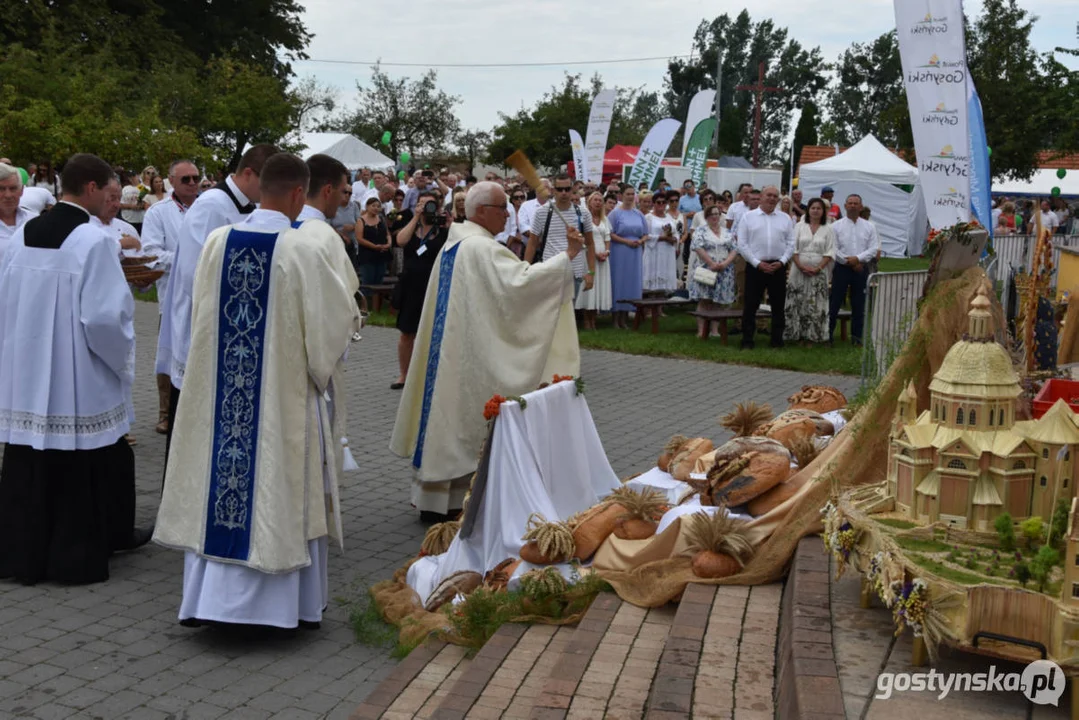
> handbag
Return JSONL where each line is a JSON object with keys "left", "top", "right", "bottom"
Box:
{"left": 692, "top": 265, "right": 718, "bottom": 287}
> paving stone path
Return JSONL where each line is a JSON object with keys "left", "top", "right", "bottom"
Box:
{"left": 0, "top": 301, "right": 860, "bottom": 720}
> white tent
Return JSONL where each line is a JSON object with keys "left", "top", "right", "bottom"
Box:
{"left": 992, "top": 170, "right": 1079, "bottom": 199}
{"left": 295, "top": 132, "right": 395, "bottom": 173}
{"left": 798, "top": 134, "right": 929, "bottom": 258}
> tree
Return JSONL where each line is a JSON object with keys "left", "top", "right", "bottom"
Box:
{"left": 1029, "top": 545, "right": 1060, "bottom": 592}
{"left": 289, "top": 76, "right": 336, "bottom": 136}
{"left": 966, "top": 0, "right": 1051, "bottom": 181}
{"left": 821, "top": 31, "right": 911, "bottom": 150}
{"left": 1014, "top": 561, "right": 1031, "bottom": 587}
{"left": 455, "top": 129, "right": 492, "bottom": 176}
{"left": 663, "top": 10, "right": 827, "bottom": 164}
{"left": 1021, "top": 516, "right": 1045, "bottom": 549}
{"left": 994, "top": 512, "right": 1016, "bottom": 552}
{"left": 1050, "top": 499, "right": 1070, "bottom": 546}
{"left": 608, "top": 86, "right": 665, "bottom": 148}
{"left": 785, "top": 101, "right": 819, "bottom": 188}
{"left": 486, "top": 73, "right": 592, "bottom": 170}
{"left": 329, "top": 64, "right": 461, "bottom": 160}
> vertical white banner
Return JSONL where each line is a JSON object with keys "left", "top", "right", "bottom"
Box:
{"left": 568, "top": 129, "right": 587, "bottom": 181}
{"left": 681, "top": 89, "right": 715, "bottom": 160}
{"left": 584, "top": 89, "right": 616, "bottom": 185}
{"left": 627, "top": 118, "right": 681, "bottom": 190}
{"left": 894, "top": 0, "right": 971, "bottom": 229}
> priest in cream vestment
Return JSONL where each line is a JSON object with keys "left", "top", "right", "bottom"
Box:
{"left": 154, "top": 154, "right": 360, "bottom": 628}
{"left": 390, "top": 181, "right": 585, "bottom": 520}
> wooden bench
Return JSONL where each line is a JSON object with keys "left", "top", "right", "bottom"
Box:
{"left": 687, "top": 308, "right": 853, "bottom": 345}
{"left": 359, "top": 282, "right": 396, "bottom": 313}
{"left": 619, "top": 297, "right": 694, "bottom": 334}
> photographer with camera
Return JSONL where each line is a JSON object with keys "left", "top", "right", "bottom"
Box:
{"left": 391, "top": 190, "right": 449, "bottom": 389}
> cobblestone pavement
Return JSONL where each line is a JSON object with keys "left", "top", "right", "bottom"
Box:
{"left": 0, "top": 301, "right": 861, "bottom": 720}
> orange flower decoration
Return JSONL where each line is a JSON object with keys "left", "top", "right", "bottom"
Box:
{"left": 553, "top": 374, "right": 574, "bottom": 383}
{"left": 484, "top": 394, "right": 507, "bottom": 421}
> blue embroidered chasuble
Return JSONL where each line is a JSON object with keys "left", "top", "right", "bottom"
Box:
{"left": 412, "top": 242, "right": 461, "bottom": 469}
{"left": 203, "top": 228, "right": 280, "bottom": 561}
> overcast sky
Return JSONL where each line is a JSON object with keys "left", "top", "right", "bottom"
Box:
{"left": 294, "top": 0, "right": 1078, "bottom": 133}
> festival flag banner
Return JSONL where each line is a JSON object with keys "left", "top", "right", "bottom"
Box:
{"left": 584, "top": 89, "right": 616, "bottom": 184}
{"left": 682, "top": 118, "right": 717, "bottom": 187}
{"left": 627, "top": 118, "right": 681, "bottom": 190}
{"left": 682, "top": 89, "right": 716, "bottom": 160}
{"left": 967, "top": 81, "right": 993, "bottom": 237}
{"left": 569, "top": 129, "right": 587, "bottom": 181}
{"left": 894, "top": 0, "right": 971, "bottom": 229}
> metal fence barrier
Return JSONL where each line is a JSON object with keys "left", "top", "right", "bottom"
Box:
{"left": 862, "top": 270, "right": 929, "bottom": 383}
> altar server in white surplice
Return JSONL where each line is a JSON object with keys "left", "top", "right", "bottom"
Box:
{"left": 0, "top": 154, "right": 151, "bottom": 587}
{"left": 153, "top": 153, "right": 360, "bottom": 629}
{"left": 91, "top": 176, "right": 142, "bottom": 256}
{"left": 141, "top": 159, "right": 199, "bottom": 434}
{"left": 390, "top": 181, "right": 583, "bottom": 521}
{"left": 159, "top": 144, "right": 278, "bottom": 472}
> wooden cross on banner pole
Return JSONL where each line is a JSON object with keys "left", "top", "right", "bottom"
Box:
{"left": 736, "top": 61, "right": 783, "bottom": 167}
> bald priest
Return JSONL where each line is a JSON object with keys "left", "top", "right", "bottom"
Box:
{"left": 390, "top": 181, "right": 583, "bottom": 521}
{"left": 153, "top": 154, "right": 361, "bottom": 629}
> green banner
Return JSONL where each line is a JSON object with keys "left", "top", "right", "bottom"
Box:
{"left": 681, "top": 118, "right": 716, "bottom": 187}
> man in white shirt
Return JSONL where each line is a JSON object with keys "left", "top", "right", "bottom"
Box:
{"left": 351, "top": 167, "right": 372, "bottom": 200}
{"left": 725, "top": 182, "right": 753, "bottom": 230}
{"left": 160, "top": 143, "right": 278, "bottom": 474}
{"left": 0, "top": 164, "right": 34, "bottom": 246}
{"left": 1040, "top": 200, "right": 1060, "bottom": 234}
{"left": 141, "top": 159, "right": 200, "bottom": 434}
{"left": 0, "top": 153, "right": 150, "bottom": 586}
{"left": 299, "top": 154, "right": 352, "bottom": 223}
{"left": 91, "top": 177, "right": 142, "bottom": 255}
{"left": 830, "top": 194, "right": 879, "bottom": 346}
{"left": 733, "top": 185, "right": 795, "bottom": 349}
{"left": 517, "top": 178, "right": 552, "bottom": 243}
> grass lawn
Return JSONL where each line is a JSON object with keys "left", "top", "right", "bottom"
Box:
{"left": 878, "top": 257, "right": 930, "bottom": 273}
{"left": 366, "top": 305, "right": 863, "bottom": 376}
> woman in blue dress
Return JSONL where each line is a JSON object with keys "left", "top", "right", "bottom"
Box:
{"left": 607, "top": 186, "right": 649, "bottom": 329}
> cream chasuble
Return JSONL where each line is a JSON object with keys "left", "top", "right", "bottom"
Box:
{"left": 154, "top": 215, "right": 360, "bottom": 574}
{"left": 390, "top": 220, "right": 580, "bottom": 510}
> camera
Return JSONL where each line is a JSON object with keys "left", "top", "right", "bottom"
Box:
{"left": 422, "top": 169, "right": 435, "bottom": 178}
{"left": 422, "top": 200, "right": 446, "bottom": 227}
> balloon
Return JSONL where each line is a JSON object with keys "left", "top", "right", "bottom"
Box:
{"left": 1057, "top": 168, "right": 1067, "bottom": 179}
{"left": 1052, "top": 186, "right": 1061, "bottom": 197}
{"left": 381, "top": 131, "right": 391, "bottom": 146}
{"left": 397, "top": 170, "right": 406, "bottom": 180}
{"left": 399, "top": 152, "right": 410, "bottom": 164}
{"left": 17, "top": 168, "right": 29, "bottom": 185}
{"left": 987, "top": 147, "right": 992, "bottom": 157}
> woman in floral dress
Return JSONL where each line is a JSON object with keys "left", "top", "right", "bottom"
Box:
{"left": 687, "top": 206, "right": 737, "bottom": 339}
{"left": 784, "top": 197, "right": 837, "bottom": 345}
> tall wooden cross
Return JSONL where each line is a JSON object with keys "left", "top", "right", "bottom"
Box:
{"left": 736, "top": 61, "right": 783, "bottom": 167}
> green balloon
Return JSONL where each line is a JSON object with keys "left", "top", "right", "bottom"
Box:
{"left": 17, "top": 167, "right": 29, "bottom": 185}
{"left": 381, "top": 130, "right": 391, "bottom": 146}
{"left": 1057, "top": 168, "right": 1067, "bottom": 179}
{"left": 1052, "top": 186, "right": 1061, "bottom": 197}
{"left": 987, "top": 147, "right": 992, "bottom": 157}
{"left": 399, "top": 152, "right": 410, "bottom": 164}
{"left": 397, "top": 170, "right": 406, "bottom": 180}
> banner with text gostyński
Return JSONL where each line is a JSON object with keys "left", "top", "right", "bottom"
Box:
{"left": 895, "top": 0, "right": 970, "bottom": 229}
{"left": 584, "top": 89, "right": 616, "bottom": 185}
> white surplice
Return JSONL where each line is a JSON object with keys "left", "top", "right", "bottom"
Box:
{"left": 153, "top": 209, "right": 360, "bottom": 628}
{"left": 141, "top": 195, "right": 187, "bottom": 374}
{"left": 389, "top": 220, "right": 580, "bottom": 514}
{"left": 162, "top": 176, "right": 250, "bottom": 389}
{"left": 0, "top": 217, "right": 134, "bottom": 450}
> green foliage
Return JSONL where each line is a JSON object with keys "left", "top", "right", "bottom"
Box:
{"left": 994, "top": 512, "right": 1016, "bottom": 551}
{"left": 1014, "top": 561, "right": 1032, "bottom": 587}
{"left": 1021, "top": 516, "right": 1046, "bottom": 549}
{"left": 785, "top": 101, "right": 819, "bottom": 188}
{"left": 1029, "top": 546, "right": 1060, "bottom": 592}
{"left": 820, "top": 31, "right": 911, "bottom": 150}
{"left": 908, "top": 554, "right": 989, "bottom": 585}
{"left": 1050, "top": 499, "right": 1070, "bottom": 546}
{"left": 328, "top": 64, "right": 462, "bottom": 159}
{"left": 895, "top": 537, "right": 952, "bottom": 554}
{"left": 663, "top": 10, "right": 827, "bottom": 163}
{"left": 347, "top": 588, "right": 398, "bottom": 650}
